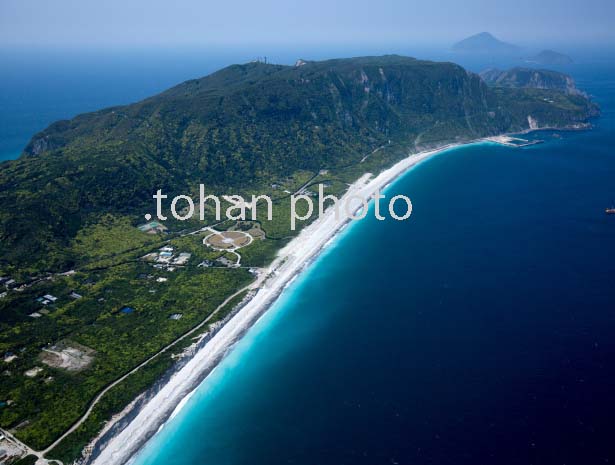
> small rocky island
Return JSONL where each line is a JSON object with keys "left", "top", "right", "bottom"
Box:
{"left": 526, "top": 49, "right": 574, "bottom": 65}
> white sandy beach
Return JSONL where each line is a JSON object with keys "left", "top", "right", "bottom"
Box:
{"left": 90, "top": 142, "right": 465, "bottom": 465}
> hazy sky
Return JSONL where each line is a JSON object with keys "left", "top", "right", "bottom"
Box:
{"left": 1, "top": 0, "right": 613, "bottom": 47}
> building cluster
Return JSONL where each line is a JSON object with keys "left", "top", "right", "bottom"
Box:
{"left": 3, "top": 353, "right": 17, "bottom": 363}
{"left": 27, "top": 293, "right": 59, "bottom": 318}
{"left": 24, "top": 366, "right": 43, "bottom": 378}
{"left": 25, "top": 289, "right": 83, "bottom": 319}
{"left": 0, "top": 276, "right": 17, "bottom": 299}
{"left": 137, "top": 220, "right": 168, "bottom": 234}
{"left": 142, "top": 246, "right": 192, "bottom": 271}
{"left": 0, "top": 276, "right": 16, "bottom": 289}
{"left": 216, "top": 256, "right": 236, "bottom": 267}
{"left": 36, "top": 294, "right": 58, "bottom": 306}
{"left": 197, "top": 255, "right": 239, "bottom": 268}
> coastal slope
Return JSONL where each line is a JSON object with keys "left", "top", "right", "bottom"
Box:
{"left": 1, "top": 56, "right": 598, "bottom": 272}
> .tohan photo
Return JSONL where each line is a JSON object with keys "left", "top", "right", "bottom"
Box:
{"left": 0, "top": 1, "right": 613, "bottom": 465}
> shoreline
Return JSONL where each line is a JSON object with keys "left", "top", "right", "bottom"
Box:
{"left": 87, "top": 140, "right": 469, "bottom": 465}
{"left": 85, "top": 132, "right": 540, "bottom": 465}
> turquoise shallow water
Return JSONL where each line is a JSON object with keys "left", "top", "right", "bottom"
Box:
{"left": 130, "top": 64, "right": 615, "bottom": 465}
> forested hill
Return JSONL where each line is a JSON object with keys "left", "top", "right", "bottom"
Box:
{"left": 0, "top": 55, "right": 599, "bottom": 272}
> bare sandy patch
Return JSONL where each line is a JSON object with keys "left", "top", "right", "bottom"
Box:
{"left": 40, "top": 340, "right": 95, "bottom": 372}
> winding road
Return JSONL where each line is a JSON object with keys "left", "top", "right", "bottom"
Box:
{"left": 39, "top": 270, "right": 264, "bottom": 458}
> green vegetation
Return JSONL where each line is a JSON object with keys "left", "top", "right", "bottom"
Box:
{"left": 239, "top": 238, "right": 289, "bottom": 267}
{"left": 71, "top": 215, "right": 161, "bottom": 266}
{"left": 0, "top": 233, "right": 252, "bottom": 449}
{"left": 12, "top": 455, "right": 39, "bottom": 465}
{"left": 0, "top": 55, "right": 598, "bottom": 273}
{"left": 46, "top": 345, "right": 178, "bottom": 463}
{"left": 0, "top": 55, "right": 599, "bottom": 462}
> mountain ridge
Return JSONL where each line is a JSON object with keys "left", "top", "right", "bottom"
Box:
{"left": 1, "top": 55, "right": 599, "bottom": 272}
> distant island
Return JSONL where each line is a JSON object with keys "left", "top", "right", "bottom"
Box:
{"left": 0, "top": 55, "right": 599, "bottom": 465}
{"left": 526, "top": 49, "right": 574, "bottom": 65}
{"left": 479, "top": 67, "right": 583, "bottom": 95}
{"left": 452, "top": 32, "right": 520, "bottom": 54}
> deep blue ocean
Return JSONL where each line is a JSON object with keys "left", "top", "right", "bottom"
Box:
{"left": 2, "top": 47, "right": 614, "bottom": 465}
